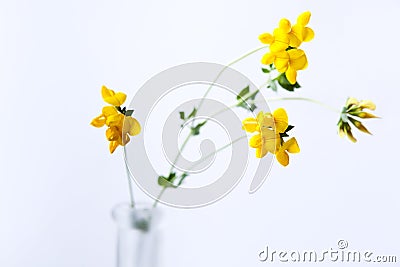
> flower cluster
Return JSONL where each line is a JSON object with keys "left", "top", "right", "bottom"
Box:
{"left": 91, "top": 85, "right": 141, "bottom": 153}
{"left": 338, "top": 97, "right": 379, "bottom": 143}
{"left": 259, "top": 11, "right": 314, "bottom": 85}
{"left": 242, "top": 108, "right": 300, "bottom": 166}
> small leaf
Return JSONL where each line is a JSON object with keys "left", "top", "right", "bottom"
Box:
{"left": 176, "top": 173, "right": 188, "bottom": 186}
{"left": 191, "top": 121, "right": 207, "bottom": 136}
{"left": 158, "top": 176, "right": 175, "bottom": 187}
{"left": 188, "top": 108, "right": 197, "bottom": 119}
{"left": 261, "top": 68, "right": 270, "bottom": 73}
{"left": 285, "top": 125, "right": 295, "bottom": 133}
{"left": 277, "top": 73, "right": 301, "bottom": 92}
{"left": 237, "top": 86, "right": 250, "bottom": 100}
{"left": 269, "top": 80, "right": 277, "bottom": 92}
{"left": 125, "top": 110, "right": 134, "bottom": 116}
{"left": 158, "top": 172, "right": 178, "bottom": 188}
{"left": 179, "top": 111, "right": 185, "bottom": 120}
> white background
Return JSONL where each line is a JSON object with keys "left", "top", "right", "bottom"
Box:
{"left": 1, "top": 0, "right": 399, "bottom": 266}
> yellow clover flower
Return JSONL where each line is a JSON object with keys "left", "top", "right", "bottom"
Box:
{"left": 259, "top": 11, "right": 314, "bottom": 85}
{"left": 337, "top": 97, "right": 379, "bottom": 143}
{"left": 91, "top": 86, "right": 141, "bottom": 153}
{"left": 242, "top": 108, "right": 300, "bottom": 166}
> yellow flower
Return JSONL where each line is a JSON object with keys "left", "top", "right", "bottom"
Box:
{"left": 101, "top": 85, "right": 127, "bottom": 106}
{"left": 338, "top": 97, "right": 379, "bottom": 143}
{"left": 276, "top": 137, "right": 300, "bottom": 166}
{"left": 262, "top": 48, "right": 308, "bottom": 84}
{"left": 91, "top": 86, "right": 141, "bottom": 153}
{"left": 259, "top": 11, "right": 314, "bottom": 85}
{"left": 243, "top": 108, "right": 299, "bottom": 165}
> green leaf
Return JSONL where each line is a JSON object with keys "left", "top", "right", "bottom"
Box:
{"left": 158, "top": 176, "right": 174, "bottom": 187}
{"left": 267, "top": 79, "right": 277, "bottom": 92}
{"left": 158, "top": 173, "right": 178, "bottom": 188}
{"left": 261, "top": 68, "right": 270, "bottom": 73}
{"left": 188, "top": 108, "right": 197, "bottom": 119}
{"left": 176, "top": 173, "right": 188, "bottom": 187}
{"left": 277, "top": 73, "right": 301, "bottom": 92}
{"left": 191, "top": 121, "right": 207, "bottom": 136}
{"left": 236, "top": 86, "right": 250, "bottom": 100}
{"left": 125, "top": 110, "right": 134, "bottom": 116}
{"left": 179, "top": 111, "right": 185, "bottom": 120}
{"left": 285, "top": 125, "right": 295, "bottom": 133}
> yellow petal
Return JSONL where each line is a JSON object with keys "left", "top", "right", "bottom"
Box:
{"left": 109, "top": 141, "right": 119, "bottom": 154}
{"left": 346, "top": 97, "right": 359, "bottom": 107}
{"left": 278, "top": 18, "right": 291, "bottom": 33}
{"left": 259, "top": 33, "right": 274, "bottom": 44}
{"left": 297, "top": 11, "right": 311, "bottom": 26}
{"left": 258, "top": 113, "right": 274, "bottom": 131}
{"left": 273, "top": 108, "right": 288, "bottom": 133}
{"left": 283, "top": 137, "right": 300, "bottom": 153}
{"left": 270, "top": 32, "right": 290, "bottom": 53}
{"left": 276, "top": 150, "right": 289, "bottom": 166}
{"left": 302, "top": 27, "right": 315, "bottom": 42}
{"left": 121, "top": 133, "right": 130, "bottom": 146}
{"left": 349, "top": 117, "right": 372, "bottom": 135}
{"left": 255, "top": 147, "right": 267, "bottom": 158}
{"left": 359, "top": 100, "right": 376, "bottom": 110}
{"left": 91, "top": 115, "right": 106, "bottom": 128}
{"left": 288, "top": 32, "right": 302, "bottom": 48}
{"left": 242, "top": 117, "right": 259, "bottom": 133}
{"left": 124, "top": 117, "right": 141, "bottom": 136}
{"left": 106, "top": 126, "right": 121, "bottom": 141}
{"left": 104, "top": 92, "right": 127, "bottom": 106}
{"left": 249, "top": 134, "right": 262, "bottom": 148}
{"left": 344, "top": 124, "right": 357, "bottom": 143}
{"left": 274, "top": 51, "right": 289, "bottom": 73}
{"left": 261, "top": 53, "right": 275, "bottom": 65}
{"left": 288, "top": 49, "right": 308, "bottom": 70}
{"left": 355, "top": 112, "right": 379, "bottom": 119}
{"left": 262, "top": 132, "right": 280, "bottom": 154}
{"left": 102, "top": 106, "right": 118, "bottom": 117}
{"left": 285, "top": 67, "right": 297, "bottom": 85}
{"left": 101, "top": 85, "right": 115, "bottom": 100}
{"left": 106, "top": 113, "right": 124, "bottom": 127}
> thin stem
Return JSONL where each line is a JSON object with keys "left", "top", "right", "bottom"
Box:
{"left": 264, "top": 97, "right": 341, "bottom": 113}
{"left": 124, "top": 161, "right": 135, "bottom": 208}
{"left": 153, "top": 135, "right": 247, "bottom": 208}
{"left": 188, "top": 135, "right": 247, "bottom": 170}
{"left": 153, "top": 187, "right": 166, "bottom": 208}
{"left": 169, "top": 132, "right": 192, "bottom": 173}
{"left": 194, "top": 45, "right": 269, "bottom": 124}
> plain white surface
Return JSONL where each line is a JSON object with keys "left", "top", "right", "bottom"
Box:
{"left": 1, "top": 0, "right": 399, "bottom": 266}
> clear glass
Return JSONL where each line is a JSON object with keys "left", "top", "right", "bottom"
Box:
{"left": 112, "top": 203, "right": 161, "bottom": 267}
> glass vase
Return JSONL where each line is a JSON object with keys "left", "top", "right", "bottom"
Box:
{"left": 112, "top": 203, "right": 161, "bottom": 267}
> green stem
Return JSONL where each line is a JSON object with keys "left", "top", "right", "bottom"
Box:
{"left": 153, "top": 135, "right": 246, "bottom": 208}
{"left": 265, "top": 97, "right": 341, "bottom": 113}
{"left": 188, "top": 135, "right": 247, "bottom": 170}
{"left": 194, "top": 45, "right": 269, "bottom": 124}
{"left": 169, "top": 132, "right": 192, "bottom": 173}
{"left": 124, "top": 160, "right": 135, "bottom": 208}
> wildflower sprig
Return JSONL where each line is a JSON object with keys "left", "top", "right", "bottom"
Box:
{"left": 259, "top": 11, "right": 314, "bottom": 89}
{"left": 91, "top": 85, "right": 141, "bottom": 153}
